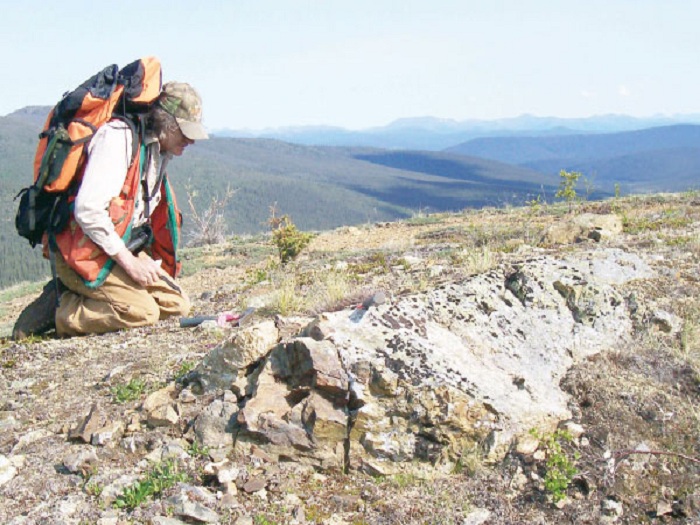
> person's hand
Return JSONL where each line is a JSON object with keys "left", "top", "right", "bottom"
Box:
{"left": 113, "top": 248, "right": 163, "bottom": 287}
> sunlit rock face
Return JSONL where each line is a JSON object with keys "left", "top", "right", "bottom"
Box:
{"left": 191, "top": 249, "right": 651, "bottom": 475}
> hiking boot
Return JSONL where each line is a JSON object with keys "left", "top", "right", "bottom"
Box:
{"left": 12, "top": 280, "right": 62, "bottom": 340}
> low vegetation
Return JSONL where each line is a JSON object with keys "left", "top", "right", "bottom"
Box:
{"left": 1, "top": 192, "right": 699, "bottom": 524}
{"left": 185, "top": 182, "right": 237, "bottom": 247}
{"left": 268, "top": 206, "right": 315, "bottom": 264}
{"left": 110, "top": 379, "right": 147, "bottom": 404}
{"left": 530, "top": 429, "right": 580, "bottom": 503}
{"left": 555, "top": 169, "right": 583, "bottom": 212}
{"left": 113, "top": 460, "right": 188, "bottom": 511}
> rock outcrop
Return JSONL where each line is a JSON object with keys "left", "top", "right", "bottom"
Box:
{"left": 187, "top": 248, "right": 653, "bottom": 476}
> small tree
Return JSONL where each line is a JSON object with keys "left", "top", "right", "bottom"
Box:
{"left": 185, "top": 183, "right": 237, "bottom": 246}
{"left": 268, "top": 204, "right": 314, "bottom": 264}
{"left": 526, "top": 194, "right": 544, "bottom": 216}
{"left": 555, "top": 169, "right": 582, "bottom": 213}
{"left": 581, "top": 173, "right": 596, "bottom": 201}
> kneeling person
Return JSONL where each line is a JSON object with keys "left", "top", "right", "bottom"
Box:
{"left": 13, "top": 82, "right": 207, "bottom": 338}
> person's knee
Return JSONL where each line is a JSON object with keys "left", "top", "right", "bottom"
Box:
{"left": 177, "top": 294, "right": 191, "bottom": 317}
{"left": 153, "top": 289, "right": 191, "bottom": 319}
{"left": 107, "top": 296, "right": 160, "bottom": 327}
{"left": 159, "top": 293, "right": 190, "bottom": 320}
{"left": 136, "top": 301, "right": 161, "bottom": 325}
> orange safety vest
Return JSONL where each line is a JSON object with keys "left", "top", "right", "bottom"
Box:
{"left": 51, "top": 134, "right": 182, "bottom": 288}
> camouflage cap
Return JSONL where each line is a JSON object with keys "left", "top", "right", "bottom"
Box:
{"left": 158, "top": 82, "right": 208, "bottom": 140}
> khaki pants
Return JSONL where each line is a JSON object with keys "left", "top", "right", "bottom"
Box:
{"left": 55, "top": 253, "right": 190, "bottom": 337}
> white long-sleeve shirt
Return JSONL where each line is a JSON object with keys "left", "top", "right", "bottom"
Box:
{"left": 73, "top": 120, "right": 170, "bottom": 256}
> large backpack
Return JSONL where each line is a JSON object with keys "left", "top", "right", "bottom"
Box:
{"left": 15, "top": 57, "right": 162, "bottom": 248}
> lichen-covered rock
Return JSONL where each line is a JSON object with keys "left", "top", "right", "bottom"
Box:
{"left": 194, "top": 398, "right": 237, "bottom": 448}
{"left": 187, "top": 320, "right": 279, "bottom": 393}
{"left": 234, "top": 339, "right": 350, "bottom": 469}
{"left": 192, "top": 250, "right": 651, "bottom": 474}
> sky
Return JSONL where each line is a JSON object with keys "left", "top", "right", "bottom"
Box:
{"left": 1, "top": 1, "right": 699, "bottom": 131}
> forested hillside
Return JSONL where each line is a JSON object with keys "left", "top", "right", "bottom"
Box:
{"left": 3, "top": 109, "right": 698, "bottom": 290}
{"left": 0, "top": 115, "right": 51, "bottom": 289}
{"left": 0, "top": 112, "right": 558, "bottom": 289}
{"left": 168, "top": 138, "right": 556, "bottom": 235}
{"left": 334, "top": 148, "right": 567, "bottom": 206}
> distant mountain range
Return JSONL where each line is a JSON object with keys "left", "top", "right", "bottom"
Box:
{"left": 215, "top": 114, "right": 700, "bottom": 151}
{"left": 446, "top": 124, "right": 700, "bottom": 194}
{"left": 1, "top": 107, "right": 698, "bottom": 289}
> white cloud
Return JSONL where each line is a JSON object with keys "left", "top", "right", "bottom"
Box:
{"left": 580, "top": 90, "right": 597, "bottom": 99}
{"left": 618, "top": 85, "right": 631, "bottom": 97}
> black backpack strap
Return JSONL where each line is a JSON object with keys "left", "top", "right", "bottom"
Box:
{"left": 48, "top": 242, "right": 61, "bottom": 308}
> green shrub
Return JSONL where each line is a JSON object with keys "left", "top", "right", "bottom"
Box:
{"left": 268, "top": 207, "right": 314, "bottom": 264}
{"left": 246, "top": 267, "right": 270, "bottom": 284}
{"left": 113, "top": 460, "right": 188, "bottom": 511}
{"left": 174, "top": 361, "right": 195, "bottom": 382}
{"left": 530, "top": 428, "right": 580, "bottom": 503}
{"left": 526, "top": 194, "right": 544, "bottom": 215}
{"left": 254, "top": 515, "right": 278, "bottom": 525}
{"left": 348, "top": 252, "right": 391, "bottom": 275}
{"left": 111, "top": 379, "right": 146, "bottom": 404}
{"left": 187, "top": 439, "right": 210, "bottom": 458}
{"left": 84, "top": 480, "right": 103, "bottom": 497}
